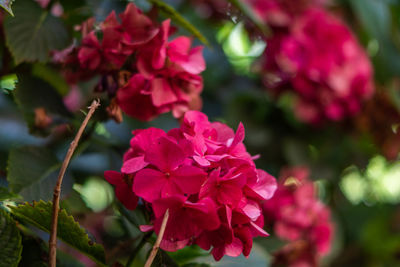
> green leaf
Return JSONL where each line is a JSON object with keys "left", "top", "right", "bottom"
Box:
{"left": 0, "top": 74, "right": 18, "bottom": 92}
{"left": 0, "top": 187, "right": 20, "bottom": 201}
{"left": 19, "top": 233, "right": 85, "bottom": 267}
{"left": 4, "top": 0, "right": 70, "bottom": 64}
{"left": 9, "top": 201, "right": 106, "bottom": 266}
{"left": 13, "top": 76, "right": 71, "bottom": 135}
{"left": 226, "top": 0, "right": 271, "bottom": 37}
{"left": 148, "top": 0, "right": 210, "bottom": 46}
{"left": 152, "top": 250, "right": 179, "bottom": 267}
{"left": 32, "top": 64, "right": 70, "bottom": 96}
{"left": 0, "top": 0, "right": 14, "bottom": 16}
{"left": 167, "top": 245, "right": 208, "bottom": 265}
{"left": 6, "top": 146, "right": 73, "bottom": 202}
{"left": 0, "top": 208, "right": 22, "bottom": 267}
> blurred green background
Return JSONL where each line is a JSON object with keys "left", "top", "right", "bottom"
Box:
{"left": 2, "top": 0, "right": 400, "bottom": 266}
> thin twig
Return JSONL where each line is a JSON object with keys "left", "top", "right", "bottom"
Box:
{"left": 144, "top": 209, "right": 169, "bottom": 267}
{"left": 48, "top": 100, "right": 100, "bottom": 267}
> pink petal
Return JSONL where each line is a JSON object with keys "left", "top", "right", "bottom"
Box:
{"left": 224, "top": 237, "right": 244, "bottom": 257}
{"left": 145, "top": 136, "right": 186, "bottom": 172}
{"left": 151, "top": 78, "right": 178, "bottom": 107}
{"left": 229, "top": 122, "right": 245, "bottom": 148}
{"left": 104, "top": 170, "right": 123, "bottom": 186}
{"left": 245, "top": 169, "right": 277, "bottom": 200}
{"left": 249, "top": 221, "right": 269, "bottom": 237}
{"left": 133, "top": 169, "right": 167, "bottom": 202}
{"left": 171, "top": 165, "right": 207, "bottom": 195}
{"left": 193, "top": 155, "right": 211, "bottom": 166}
{"left": 121, "top": 156, "right": 148, "bottom": 174}
{"left": 139, "top": 224, "right": 154, "bottom": 232}
{"left": 130, "top": 127, "right": 166, "bottom": 152}
{"left": 115, "top": 184, "right": 138, "bottom": 210}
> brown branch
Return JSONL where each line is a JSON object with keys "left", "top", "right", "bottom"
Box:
{"left": 144, "top": 209, "right": 170, "bottom": 267}
{"left": 48, "top": 100, "right": 100, "bottom": 267}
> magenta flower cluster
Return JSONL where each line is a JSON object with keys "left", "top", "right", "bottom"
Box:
{"left": 58, "top": 3, "right": 205, "bottom": 121}
{"left": 246, "top": 0, "right": 374, "bottom": 124}
{"left": 263, "top": 167, "right": 333, "bottom": 266}
{"left": 105, "top": 111, "right": 277, "bottom": 260}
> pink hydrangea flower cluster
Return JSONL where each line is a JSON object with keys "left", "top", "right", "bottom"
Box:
{"left": 263, "top": 167, "right": 333, "bottom": 266}
{"left": 105, "top": 111, "right": 277, "bottom": 260}
{"left": 241, "top": 1, "right": 374, "bottom": 124}
{"left": 261, "top": 9, "right": 374, "bottom": 124}
{"left": 59, "top": 3, "right": 205, "bottom": 121}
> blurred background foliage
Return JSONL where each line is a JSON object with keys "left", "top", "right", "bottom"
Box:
{"left": 2, "top": 0, "right": 400, "bottom": 266}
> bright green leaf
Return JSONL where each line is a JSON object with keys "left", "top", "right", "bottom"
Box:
{"left": 9, "top": 201, "right": 106, "bottom": 266}
{"left": 0, "top": 208, "right": 22, "bottom": 267}
{"left": 0, "top": 0, "right": 14, "bottom": 16}
{"left": 148, "top": 0, "right": 210, "bottom": 46}
{"left": 0, "top": 74, "right": 18, "bottom": 92}
{"left": 4, "top": 0, "right": 70, "bottom": 64}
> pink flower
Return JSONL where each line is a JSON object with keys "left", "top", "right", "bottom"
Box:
{"left": 263, "top": 166, "right": 334, "bottom": 266}
{"left": 244, "top": 0, "right": 326, "bottom": 26}
{"left": 118, "top": 20, "right": 205, "bottom": 121}
{"left": 60, "top": 3, "right": 206, "bottom": 122}
{"left": 133, "top": 136, "right": 207, "bottom": 202}
{"left": 105, "top": 111, "right": 277, "bottom": 260}
{"left": 104, "top": 171, "right": 138, "bottom": 210}
{"left": 261, "top": 8, "right": 374, "bottom": 124}
{"left": 153, "top": 196, "right": 220, "bottom": 251}
{"left": 120, "top": 3, "right": 159, "bottom": 47}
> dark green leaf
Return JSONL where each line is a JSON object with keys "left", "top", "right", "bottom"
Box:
{"left": 148, "top": 0, "right": 210, "bottom": 46}
{"left": 226, "top": 0, "right": 271, "bottom": 37}
{"left": 152, "top": 250, "right": 179, "bottom": 267}
{"left": 19, "top": 233, "right": 85, "bottom": 267}
{"left": 6, "top": 146, "right": 73, "bottom": 202}
{"left": 0, "top": 208, "right": 22, "bottom": 267}
{"left": 32, "top": 64, "right": 70, "bottom": 96}
{"left": 9, "top": 201, "right": 106, "bottom": 266}
{"left": 13, "top": 76, "right": 71, "bottom": 135}
{"left": 0, "top": 0, "right": 14, "bottom": 16}
{"left": 4, "top": 0, "right": 70, "bottom": 64}
{"left": 0, "top": 187, "right": 20, "bottom": 201}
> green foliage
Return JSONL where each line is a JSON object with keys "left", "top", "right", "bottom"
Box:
{"left": 13, "top": 76, "right": 71, "bottom": 135}
{"left": 348, "top": 0, "right": 400, "bottom": 81}
{"left": 9, "top": 200, "right": 107, "bottom": 266}
{"left": 0, "top": 74, "right": 18, "bottom": 92}
{"left": 6, "top": 146, "right": 73, "bottom": 202}
{"left": 19, "top": 233, "right": 86, "bottom": 267}
{"left": 4, "top": 0, "right": 70, "bottom": 64}
{"left": 0, "top": 0, "right": 14, "bottom": 16}
{"left": 148, "top": 0, "right": 210, "bottom": 46}
{"left": 0, "top": 208, "right": 22, "bottom": 267}
{"left": 168, "top": 245, "right": 208, "bottom": 265}
{"left": 0, "top": 187, "right": 19, "bottom": 201}
{"left": 152, "top": 250, "right": 179, "bottom": 267}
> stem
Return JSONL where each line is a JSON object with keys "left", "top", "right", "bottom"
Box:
{"left": 144, "top": 209, "right": 169, "bottom": 267}
{"left": 48, "top": 100, "right": 100, "bottom": 267}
